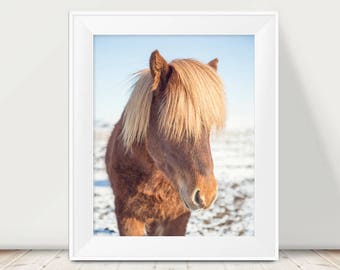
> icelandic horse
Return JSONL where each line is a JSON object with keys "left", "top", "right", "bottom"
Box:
{"left": 105, "top": 50, "right": 225, "bottom": 236}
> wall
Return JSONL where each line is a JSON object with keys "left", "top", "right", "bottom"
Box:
{"left": 0, "top": 0, "right": 339, "bottom": 248}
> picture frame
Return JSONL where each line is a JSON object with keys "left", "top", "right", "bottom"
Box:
{"left": 69, "top": 12, "right": 278, "bottom": 260}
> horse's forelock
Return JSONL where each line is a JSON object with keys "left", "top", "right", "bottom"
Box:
{"left": 121, "top": 59, "right": 226, "bottom": 149}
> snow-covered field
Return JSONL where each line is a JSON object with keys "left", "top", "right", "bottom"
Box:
{"left": 94, "top": 123, "right": 254, "bottom": 236}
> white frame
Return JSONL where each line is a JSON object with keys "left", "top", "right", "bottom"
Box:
{"left": 69, "top": 12, "right": 278, "bottom": 261}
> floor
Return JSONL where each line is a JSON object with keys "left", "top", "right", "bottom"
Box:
{"left": 0, "top": 250, "right": 339, "bottom": 269}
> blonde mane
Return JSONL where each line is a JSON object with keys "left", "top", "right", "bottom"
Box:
{"left": 121, "top": 59, "right": 226, "bottom": 149}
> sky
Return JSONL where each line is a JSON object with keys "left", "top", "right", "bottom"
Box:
{"left": 94, "top": 35, "right": 254, "bottom": 128}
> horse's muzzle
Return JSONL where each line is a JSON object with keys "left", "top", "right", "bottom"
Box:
{"left": 191, "top": 187, "right": 217, "bottom": 210}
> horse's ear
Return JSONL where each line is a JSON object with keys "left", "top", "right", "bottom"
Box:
{"left": 208, "top": 58, "right": 218, "bottom": 71}
{"left": 150, "top": 50, "right": 170, "bottom": 91}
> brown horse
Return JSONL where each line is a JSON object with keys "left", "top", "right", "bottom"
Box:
{"left": 105, "top": 50, "right": 226, "bottom": 236}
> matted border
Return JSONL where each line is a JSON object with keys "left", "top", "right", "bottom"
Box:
{"left": 69, "top": 12, "right": 279, "bottom": 261}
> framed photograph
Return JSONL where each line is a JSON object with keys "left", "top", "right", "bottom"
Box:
{"left": 69, "top": 12, "right": 278, "bottom": 260}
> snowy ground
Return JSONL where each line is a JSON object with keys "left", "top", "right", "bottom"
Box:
{"left": 94, "top": 123, "right": 254, "bottom": 236}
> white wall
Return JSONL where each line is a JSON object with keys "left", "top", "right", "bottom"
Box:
{"left": 0, "top": 0, "right": 339, "bottom": 249}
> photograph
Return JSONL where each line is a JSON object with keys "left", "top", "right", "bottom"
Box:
{"left": 93, "top": 35, "right": 255, "bottom": 237}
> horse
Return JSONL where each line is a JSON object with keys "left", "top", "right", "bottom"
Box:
{"left": 105, "top": 50, "right": 226, "bottom": 236}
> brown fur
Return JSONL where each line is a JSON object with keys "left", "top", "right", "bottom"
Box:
{"left": 105, "top": 50, "right": 225, "bottom": 236}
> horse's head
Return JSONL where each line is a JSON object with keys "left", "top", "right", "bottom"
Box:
{"left": 144, "top": 50, "right": 225, "bottom": 211}
{"left": 146, "top": 122, "right": 218, "bottom": 211}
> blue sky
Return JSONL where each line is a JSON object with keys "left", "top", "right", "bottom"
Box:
{"left": 94, "top": 35, "right": 254, "bottom": 128}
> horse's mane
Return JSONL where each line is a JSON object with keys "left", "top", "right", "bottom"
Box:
{"left": 121, "top": 59, "right": 226, "bottom": 149}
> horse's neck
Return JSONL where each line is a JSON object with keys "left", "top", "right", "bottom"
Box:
{"left": 128, "top": 142, "right": 156, "bottom": 173}
{"left": 115, "top": 116, "right": 160, "bottom": 177}
{"left": 128, "top": 141, "right": 176, "bottom": 194}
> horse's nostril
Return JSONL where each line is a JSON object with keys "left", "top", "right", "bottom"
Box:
{"left": 194, "top": 189, "right": 202, "bottom": 206}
